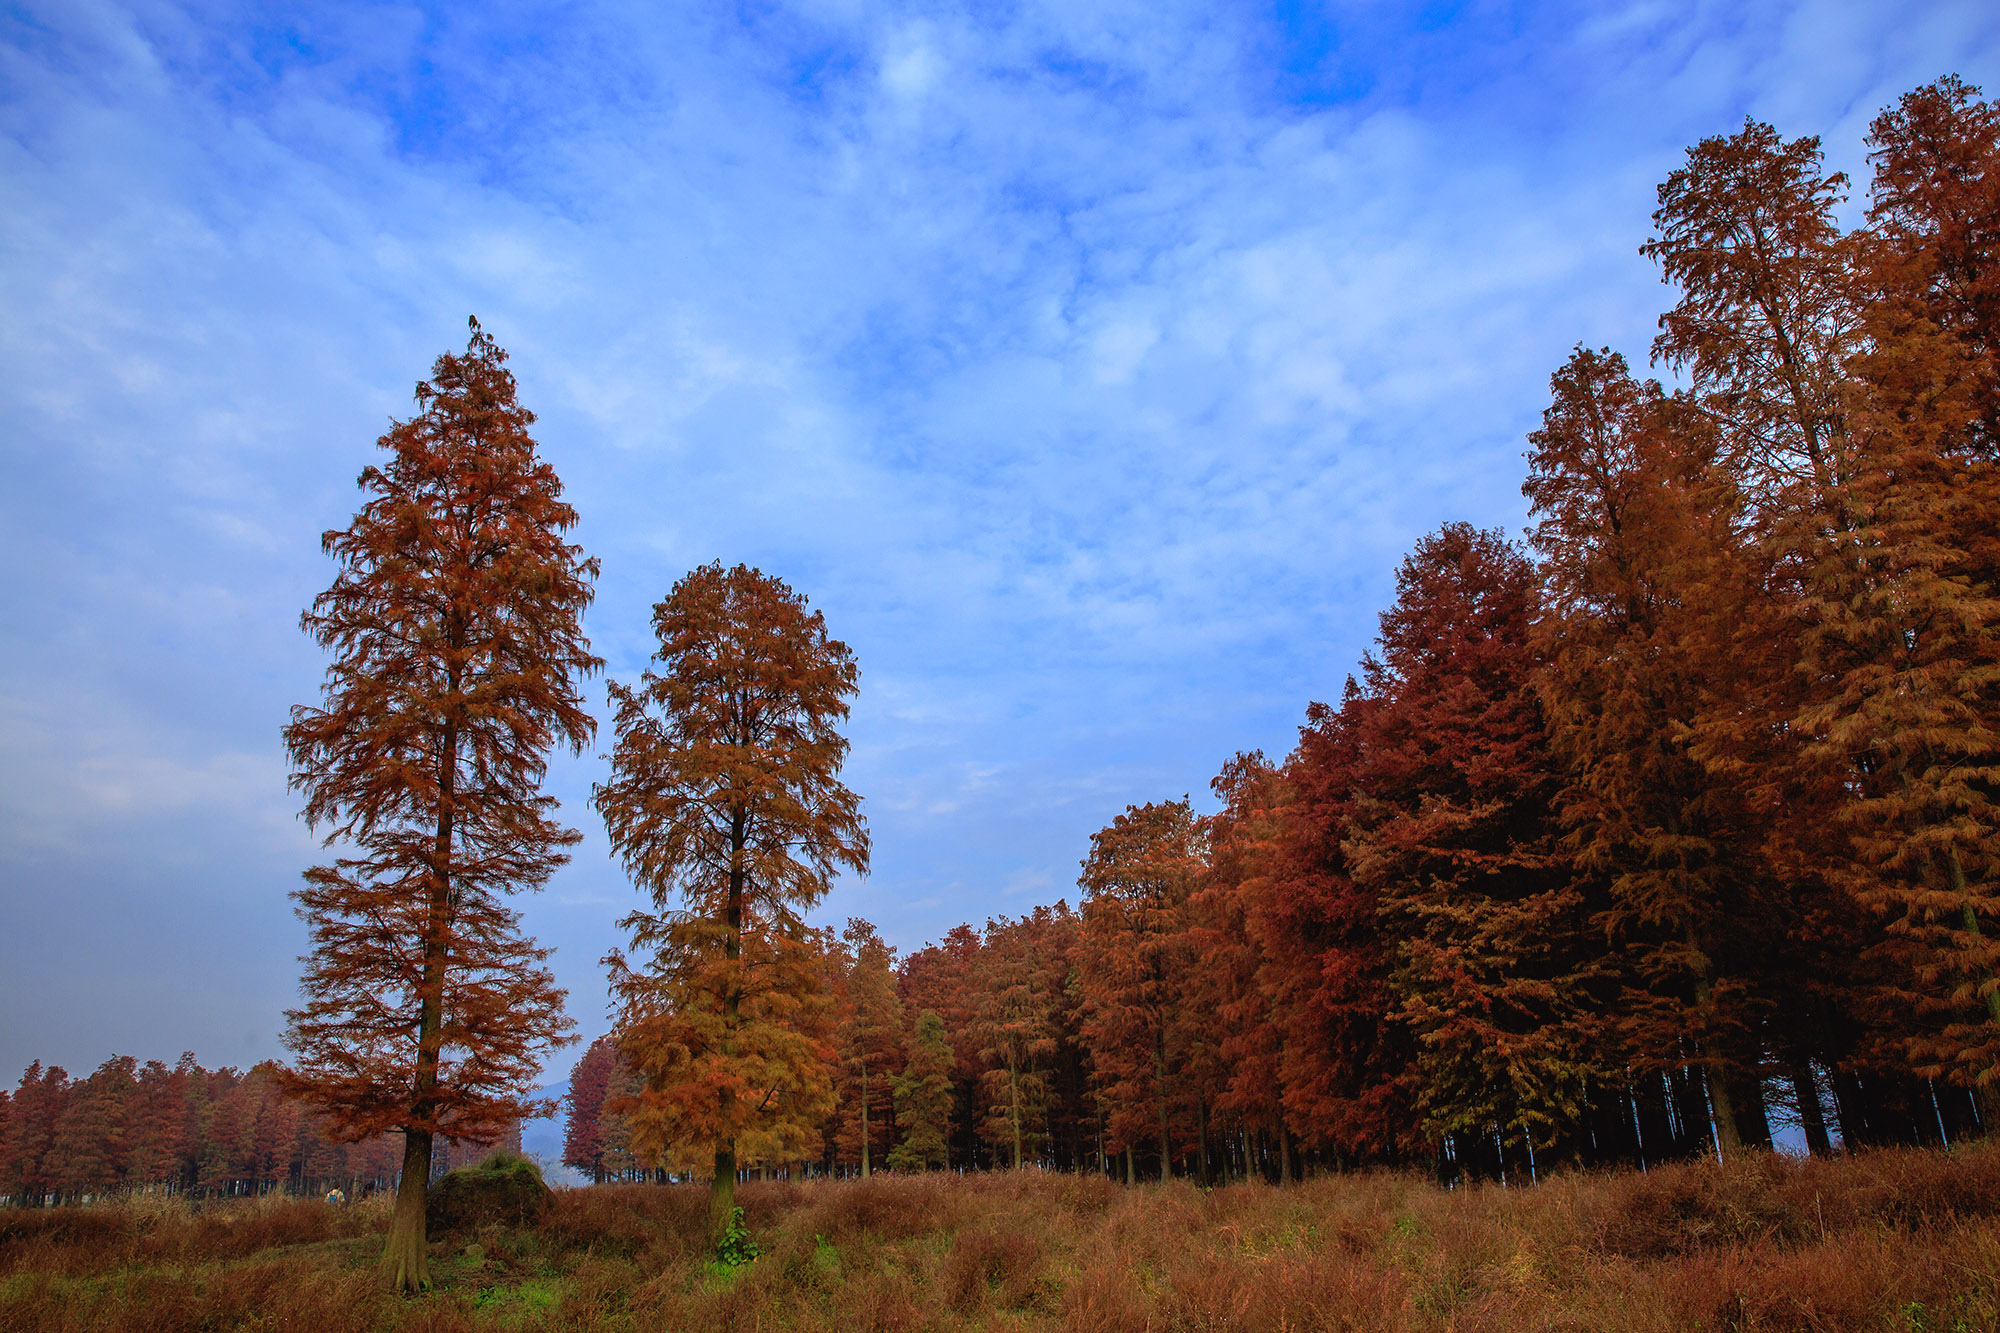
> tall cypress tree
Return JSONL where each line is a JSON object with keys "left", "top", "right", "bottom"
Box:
{"left": 888, "top": 1010, "right": 955, "bottom": 1171}
{"left": 594, "top": 563, "right": 867, "bottom": 1252}
{"left": 562, "top": 1037, "right": 617, "bottom": 1184}
{"left": 1077, "top": 800, "right": 1206, "bottom": 1180}
{"left": 1351, "top": 524, "right": 1593, "bottom": 1176}
{"left": 1524, "top": 347, "right": 1822, "bottom": 1156}
{"left": 834, "top": 919, "right": 906, "bottom": 1176}
{"left": 281, "top": 319, "right": 598, "bottom": 1290}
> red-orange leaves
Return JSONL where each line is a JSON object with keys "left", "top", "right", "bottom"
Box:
{"left": 593, "top": 563, "right": 866, "bottom": 1247}
{"left": 1351, "top": 524, "right": 1593, "bottom": 1162}
{"left": 1078, "top": 800, "right": 1210, "bottom": 1179}
{"left": 280, "top": 319, "right": 596, "bottom": 1290}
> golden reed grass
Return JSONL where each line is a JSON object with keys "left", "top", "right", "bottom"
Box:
{"left": 4, "top": 1145, "right": 1997, "bottom": 1330}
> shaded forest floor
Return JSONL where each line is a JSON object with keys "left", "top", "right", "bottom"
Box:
{"left": 5, "top": 1146, "right": 2000, "bottom": 1331}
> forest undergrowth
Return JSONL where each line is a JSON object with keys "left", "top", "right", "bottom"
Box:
{"left": 4, "top": 1145, "right": 2000, "bottom": 1332}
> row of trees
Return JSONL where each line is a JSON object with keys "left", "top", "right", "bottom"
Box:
{"left": 272, "top": 314, "right": 879, "bottom": 1277}
{"left": 558, "top": 1034, "right": 731, "bottom": 1184}
{"left": 558, "top": 76, "right": 2000, "bottom": 1189}
{"left": 203, "top": 73, "right": 1998, "bottom": 1290}
{"left": 0, "top": 1056, "right": 514, "bottom": 1205}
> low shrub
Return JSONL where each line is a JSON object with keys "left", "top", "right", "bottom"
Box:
{"left": 427, "top": 1152, "right": 554, "bottom": 1235}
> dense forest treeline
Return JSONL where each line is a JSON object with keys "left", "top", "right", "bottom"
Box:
{"left": 8, "top": 76, "right": 2000, "bottom": 1208}
{"left": 0, "top": 1057, "right": 519, "bottom": 1204}
{"left": 564, "top": 76, "right": 2000, "bottom": 1186}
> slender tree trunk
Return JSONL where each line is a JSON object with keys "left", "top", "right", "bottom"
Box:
{"left": 1123, "top": 1145, "right": 1134, "bottom": 1185}
{"left": 381, "top": 715, "right": 456, "bottom": 1293}
{"left": 1009, "top": 1059, "right": 1022, "bottom": 1169}
{"left": 1195, "top": 1095, "right": 1211, "bottom": 1188}
{"left": 1830, "top": 1068, "right": 1869, "bottom": 1148}
{"left": 1931, "top": 1082, "right": 1975, "bottom": 1144}
{"left": 1732, "top": 1072, "right": 1774, "bottom": 1149}
{"left": 711, "top": 804, "right": 746, "bottom": 1254}
{"left": 1704, "top": 1063, "right": 1741, "bottom": 1160}
{"left": 1278, "top": 1123, "right": 1292, "bottom": 1187}
{"left": 711, "top": 1144, "right": 737, "bottom": 1250}
{"left": 1972, "top": 1082, "right": 2000, "bottom": 1139}
{"left": 860, "top": 1063, "right": 870, "bottom": 1179}
{"left": 1686, "top": 923, "right": 1740, "bottom": 1160}
{"left": 1792, "top": 1065, "right": 1832, "bottom": 1156}
{"left": 1154, "top": 1035, "right": 1172, "bottom": 1183}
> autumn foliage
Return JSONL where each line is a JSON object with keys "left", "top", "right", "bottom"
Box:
{"left": 559, "top": 77, "right": 2000, "bottom": 1188}
{"left": 0, "top": 1055, "right": 461, "bottom": 1206}
{"left": 593, "top": 563, "right": 869, "bottom": 1246}
{"left": 16, "top": 87, "right": 2000, "bottom": 1319}
{"left": 281, "top": 319, "right": 598, "bottom": 1287}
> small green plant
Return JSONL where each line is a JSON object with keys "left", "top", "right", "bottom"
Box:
{"left": 718, "top": 1206, "right": 761, "bottom": 1266}
{"left": 811, "top": 1233, "right": 842, "bottom": 1281}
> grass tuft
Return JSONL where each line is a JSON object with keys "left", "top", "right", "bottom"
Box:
{"left": 4, "top": 1146, "right": 2000, "bottom": 1329}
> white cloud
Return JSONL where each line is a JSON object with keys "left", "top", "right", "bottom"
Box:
{"left": 880, "top": 28, "right": 943, "bottom": 102}
{"left": 3, "top": 0, "right": 1998, "bottom": 1075}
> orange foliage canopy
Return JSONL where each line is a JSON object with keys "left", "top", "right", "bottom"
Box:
{"left": 283, "top": 318, "right": 597, "bottom": 1141}
{"left": 1804, "top": 81, "right": 2000, "bottom": 1088}
{"left": 281, "top": 319, "right": 598, "bottom": 1286}
{"left": 594, "top": 563, "right": 867, "bottom": 1240}
{"left": 1078, "top": 799, "right": 1209, "bottom": 1178}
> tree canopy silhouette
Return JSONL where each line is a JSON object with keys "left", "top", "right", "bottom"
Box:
{"left": 280, "top": 319, "right": 598, "bottom": 1291}
{"left": 594, "top": 562, "right": 867, "bottom": 1252}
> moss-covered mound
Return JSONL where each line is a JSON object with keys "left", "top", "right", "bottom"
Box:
{"left": 426, "top": 1152, "right": 553, "bottom": 1234}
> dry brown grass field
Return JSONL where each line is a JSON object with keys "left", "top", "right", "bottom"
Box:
{"left": 5, "top": 1146, "right": 2000, "bottom": 1332}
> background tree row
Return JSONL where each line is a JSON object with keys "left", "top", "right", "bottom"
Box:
{"left": 0, "top": 1055, "right": 517, "bottom": 1204}
{"left": 572, "top": 76, "right": 2000, "bottom": 1186}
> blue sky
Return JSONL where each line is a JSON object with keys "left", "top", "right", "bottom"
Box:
{"left": 4, "top": 0, "right": 1997, "bottom": 1089}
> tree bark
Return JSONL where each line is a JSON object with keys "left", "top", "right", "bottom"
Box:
{"left": 1792, "top": 1065, "right": 1832, "bottom": 1156}
{"left": 711, "top": 801, "right": 745, "bottom": 1254}
{"left": 381, "top": 713, "right": 456, "bottom": 1293}
{"left": 1976, "top": 1083, "right": 2000, "bottom": 1139}
{"left": 1830, "top": 1067, "right": 1870, "bottom": 1148}
{"left": 710, "top": 1145, "right": 737, "bottom": 1251}
{"left": 1686, "top": 922, "right": 1739, "bottom": 1161}
{"left": 1195, "top": 1094, "right": 1211, "bottom": 1188}
{"left": 1704, "top": 1064, "right": 1741, "bottom": 1160}
{"left": 1009, "top": 1058, "right": 1022, "bottom": 1170}
{"left": 380, "top": 1129, "right": 433, "bottom": 1292}
{"left": 1731, "top": 1071, "right": 1774, "bottom": 1149}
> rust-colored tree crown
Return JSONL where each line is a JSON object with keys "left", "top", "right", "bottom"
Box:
{"left": 593, "top": 562, "right": 867, "bottom": 1217}
{"left": 281, "top": 317, "right": 600, "bottom": 1148}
